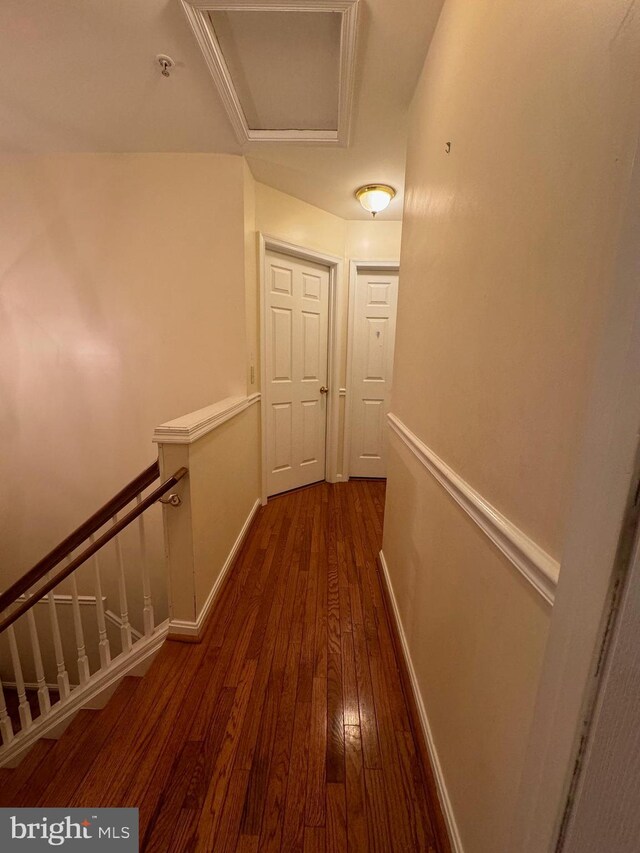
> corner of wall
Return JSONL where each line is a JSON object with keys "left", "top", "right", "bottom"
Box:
{"left": 243, "top": 160, "right": 259, "bottom": 395}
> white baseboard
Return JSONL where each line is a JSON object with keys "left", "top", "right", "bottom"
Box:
{"left": 168, "top": 497, "right": 261, "bottom": 640}
{"left": 0, "top": 620, "right": 169, "bottom": 768}
{"left": 378, "top": 549, "right": 464, "bottom": 853}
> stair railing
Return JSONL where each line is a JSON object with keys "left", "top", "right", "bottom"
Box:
{"left": 0, "top": 462, "right": 188, "bottom": 752}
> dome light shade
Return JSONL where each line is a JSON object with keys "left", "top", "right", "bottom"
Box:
{"left": 355, "top": 184, "right": 396, "bottom": 217}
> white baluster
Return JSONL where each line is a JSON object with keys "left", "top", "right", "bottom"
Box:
{"left": 113, "top": 515, "right": 132, "bottom": 653}
{"left": 0, "top": 675, "right": 14, "bottom": 745}
{"left": 136, "top": 495, "right": 154, "bottom": 637}
{"left": 7, "top": 625, "right": 32, "bottom": 731}
{"left": 90, "top": 536, "right": 111, "bottom": 669}
{"left": 26, "top": 607, "right": 51, "bottom": 716}
{"left": 69, "top": 572, "right": 91, "bottom": 684}
{"left": 46, "top": 582, "right": 71, "bottom": 700}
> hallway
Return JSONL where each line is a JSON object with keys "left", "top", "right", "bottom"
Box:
{"left": 0, "top": 481, "right": 447, "bottom": 852}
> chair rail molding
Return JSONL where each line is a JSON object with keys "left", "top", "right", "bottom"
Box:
{"left": 153, "top": 393, "right": 260, "bottom": 444}
{"left": 387, "top": 412, "right": 559, "bottom": 605}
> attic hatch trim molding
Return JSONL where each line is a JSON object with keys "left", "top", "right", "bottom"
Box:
{"left": 180, "top": 0, "right": 359, "bottom": 146}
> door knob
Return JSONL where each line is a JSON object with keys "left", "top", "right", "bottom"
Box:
{"left": 320, "top": 386, "right": 329, "bottom": 394}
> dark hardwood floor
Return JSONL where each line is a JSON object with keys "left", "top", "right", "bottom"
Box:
{"left": 0, "top": 480, "right": 449, "bottom": 852}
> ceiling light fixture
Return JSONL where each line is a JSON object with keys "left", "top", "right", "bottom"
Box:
{"left": 355, "top": 184, "right": 396, "bottom": 217}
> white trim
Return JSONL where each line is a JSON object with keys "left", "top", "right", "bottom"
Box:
{"left": 105, "top": 610, "right": 143, "bottom": 642}
{"left": 17, "top": 593, "right": 106, "bottom": 607}
{"left": 168, "top": 498, "right": 261, "bottom": 639}
{"left": 16, "top": 594, "right": 143, "bottom": 640}
{"left": 259, "top": 233, "right": 344, "bottom": 503}
{"left": 3, "top": 680, "right": 68, "bottom": 692}
{"left": 378, "top": 549, "right": 464, "bottom": 853}
{"left": 180, "top": 0, "right": 359, "bottom": 146}
{"left": 0, "top": 621, "right": 169, "bottom": 768}
{"left": 259, "top": 234, "right": 343, "bottom": 267}
{"left": 153, "top": 393, "right": 260, "bottom": 445}
{"left": 387, "top": 412, "right": 559, "bottom": 605}
{"left": 344, "top": 260, "right": 400, "bottom": 481}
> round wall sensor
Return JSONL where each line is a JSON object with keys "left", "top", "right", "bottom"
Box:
{"left": 156, "top": 55, "right": 175, "bottom": 77}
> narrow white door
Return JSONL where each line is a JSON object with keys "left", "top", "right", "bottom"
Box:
{"left": 348, "top": 268, "right": 399, "bottom": 478}
{"left": 265, "top": 249, "right": 329, "bottom": 497}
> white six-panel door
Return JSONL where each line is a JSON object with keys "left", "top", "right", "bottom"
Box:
{"left": 265, "top": 249, "right": 330, "bottom": 497}
{"left": 348, "top": 268, "right": 399, "bottom": 478}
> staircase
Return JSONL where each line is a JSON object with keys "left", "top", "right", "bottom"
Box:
{"left": 0, "top": 461, "right": 188, "bottom": 767}
{"left": 0, "top": 677, "right": 139, "bottom": 806}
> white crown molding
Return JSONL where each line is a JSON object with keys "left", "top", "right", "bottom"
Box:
{"left": 387, "top": 412, "right": 559, "bottom": 605}
{"left": 378, "top": 550, "right": 464, "bottom": 853}
{"left": 169, "top": 498, "right": 261, "bottom": 639}
{"left": 153, "top": 393, "right": 260, "bottom": 445}
{"left": 180, "top": 0, "right": 359, "bottom": 146}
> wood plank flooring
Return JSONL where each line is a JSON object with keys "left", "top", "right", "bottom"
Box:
{"left": 0, "top": 480, "right": 450, "bottom": 852}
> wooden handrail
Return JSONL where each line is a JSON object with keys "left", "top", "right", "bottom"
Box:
{"left": 0, "top": 461, "right": 160, "bottom": 616}
{"left": 0, "top": 467, "right": 188, "bottom": 634}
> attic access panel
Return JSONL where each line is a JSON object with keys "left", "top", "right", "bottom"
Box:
{"left": 180, "top": 0, "right": 359, "bottom": 145}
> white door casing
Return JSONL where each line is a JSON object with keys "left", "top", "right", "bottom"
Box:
{"left": 347, "top": 265, "right": 399, "bottom": 478}
{"left": 264, "top": 248, "right": 329, "bottom": 497}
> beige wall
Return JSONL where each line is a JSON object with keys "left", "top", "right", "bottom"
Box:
{"left": 255, "top": 182, "right": 346, "bottom": 259}
{"left": 190, "top": 405, "right": 260, "bottom": 615}
{"left": 393, "top": 0, "right": 640, "bottom": 559}
{"left": 254, "top": 181, "right": 402, "bottom": 473}
{"left": 0, "top": 154, "right": 249, "bottom": 593}
{"left": 383, "top": 1, "right": 640, "bottom": 851}
{"left": 158, "top": 402, "right": 261, "bottom": 628}
{"left": 346, "top": 220, "right": 403, "bottom": 262}
{"left": 384, "top": 438, "right": 551, "bottom": 853}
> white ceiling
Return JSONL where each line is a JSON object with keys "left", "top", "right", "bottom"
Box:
{"left": 0, "top": 0, "right": 443, "bottom": 220}
{"left": 210, "top": 10, "right": 341, "bottom": 131}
